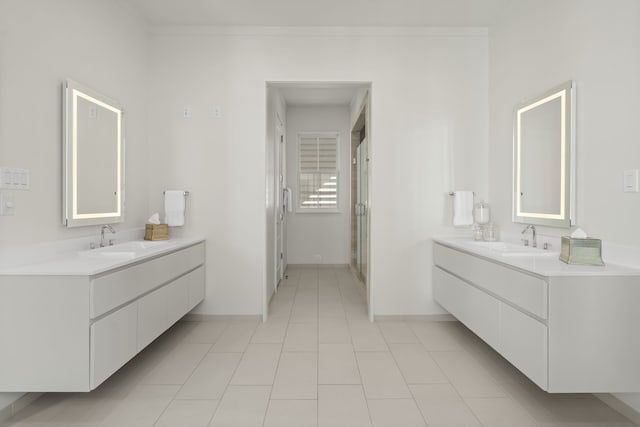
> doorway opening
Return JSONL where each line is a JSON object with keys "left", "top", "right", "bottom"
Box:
{"left": 265, "top": 82, "right": 372, "bottom": 320}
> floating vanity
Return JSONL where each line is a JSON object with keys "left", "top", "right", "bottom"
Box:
{"left": 433, "top": 237, "right": 640, "bottom": 393}
{"left": 0, "top": 237, "right": 205, "bottom": 392}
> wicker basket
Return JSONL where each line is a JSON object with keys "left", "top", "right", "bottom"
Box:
{"left": 144, "top": 224, "right": 169, "bottom": 241}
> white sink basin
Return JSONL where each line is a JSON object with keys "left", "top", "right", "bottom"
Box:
{"left": 100, "top": 240, "right": 168, "bottom": 252}
{"left": 470, "top": 241, "right": 559, "bottom": 257}
{"left": 78, "top": 250, "right": 137, "bottom": 260}
{"left": 78, "top": 240, "right": 171, "bottom": 259}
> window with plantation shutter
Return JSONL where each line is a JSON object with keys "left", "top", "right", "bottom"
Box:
{"left": 298, "top": 133, "right": 339, "bottom": 210}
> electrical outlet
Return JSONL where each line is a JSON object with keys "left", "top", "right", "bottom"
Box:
{"left": 213, "top": 106, "right": 222, "bottom": 119}
{"left": 624, "top": 169, "right": 639, "bottom": 193}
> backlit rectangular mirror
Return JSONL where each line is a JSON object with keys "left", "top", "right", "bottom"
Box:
{"left": 63, "top": 79, "right": 124, "bottom": 227}
{"left": 513, "top": 81, "right": 575, "bottom": 228}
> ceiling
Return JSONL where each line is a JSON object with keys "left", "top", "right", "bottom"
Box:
{"left": 276, "top": 84, "right": 369, "bottom": 107}
{"left": 125, "top": 0, "right": 513, "bottom": 27}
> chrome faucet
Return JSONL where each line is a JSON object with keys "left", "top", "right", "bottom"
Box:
{"left": 521, "top": 224, "right": 537, "bottom": 248}
{"left": 100, "top": 224, "right": 116, "bottom": 247}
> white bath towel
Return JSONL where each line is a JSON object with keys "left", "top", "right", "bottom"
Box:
{"left": 164, "top": 190, "right": 186, "bottom": 226}
{"left": 452, "top": 190, "right": 474, "bottom": 227}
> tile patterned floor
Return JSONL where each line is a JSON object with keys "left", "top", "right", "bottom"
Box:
{"left": 3, "top": 265, "right": 637, "bottom": 427}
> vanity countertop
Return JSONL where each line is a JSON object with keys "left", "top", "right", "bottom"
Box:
{"left": 0, "top": 237, "right": 205, "bottom": 277}
{"left": 433, "top": 237, "right": 640, "bottom": 278}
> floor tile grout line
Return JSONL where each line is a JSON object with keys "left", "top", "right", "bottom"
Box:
{"left": 352, "top": 320, "right": 369, "bottom": 413}
{"left": 147, "top": 384, "right": 181, "bottom": 427}
{"left": 428, "top": 348, "right": 490, "bottom": 427}
{"left": 404, "top": 386, "right": 433, "bottom": 427}
{"left": 383, "top": 321, "right": 444, "bottom": 427}
{"left": 167, "top": 342, "right": 215, "bottom": 396}
{"left": 206, "top": 334, "right": 268, "bottom": 426}
{"left": 324, "top": 265, "right": 373, "bottom": 424}
{"left": 462, "top": 394, "right": 542, "bottom": 426}
{"left": 265, "top": 267, "right": 303, "bottom": 425}
{"left": 420, "top": 331, "right": 570, "bottom": 425}
{"left": 359, "top": 382, "right": 375, "bottom": 427}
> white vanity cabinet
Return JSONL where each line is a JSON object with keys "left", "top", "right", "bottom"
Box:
{"left": 0, "top": 241, "right": 205, "bottom": 392}
{"left": 433, "top": 240, "right": 640, "bottom": 393}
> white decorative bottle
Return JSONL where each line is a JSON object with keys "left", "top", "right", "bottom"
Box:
{"left": 474, "top": 201, "right": 490, "bottom": 225}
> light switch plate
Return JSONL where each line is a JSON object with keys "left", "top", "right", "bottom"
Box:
{"left": 624, "top": 169, "right": 639, "bottom": 193}
{"left": 0, "top": 167, "right": 29, "bottom": 190}
{"left": 0, "top": 192, "right": 15, "bottom": 215}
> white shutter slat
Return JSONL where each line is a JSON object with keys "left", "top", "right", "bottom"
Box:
{"left": 298, "top": 135, "right": 339, "bottom": 209}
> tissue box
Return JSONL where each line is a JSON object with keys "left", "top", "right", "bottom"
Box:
{"left": 559, "top": 236, "right": 604, "bottom": 266}
{"left": 144, "top": 224, "right": 169, "bottom": 241}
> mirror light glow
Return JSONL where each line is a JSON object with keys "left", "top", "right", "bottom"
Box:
{"left": 516, "top": 89, "right": 566, "bottom": 219}
{"left": 513, "top": 80, "right": 575, "bottom": 228}
{"left": 72, "top": 89, "right": 123, "bottom": 219}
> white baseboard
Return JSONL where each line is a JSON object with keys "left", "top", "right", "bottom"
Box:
{"left": 595, "top": 394, "right": 640, "bottom": 426}
{"left": 181, "top": 314, "right": 262, "bottom": 322}
{"left": 286, "top": 263, "right": 350, "bottom": 269}
{"left": 0, "top": 404, "right": 10, "bottom": 424}
{"left": 0, "top": 393, "right": 43, "bottom": 424}
{"left": 374, "top": 314, "right": 457, "bottom": 322}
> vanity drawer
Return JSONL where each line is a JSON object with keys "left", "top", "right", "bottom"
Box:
{"left": 137, "top": 268, "right": 200, "bottom": 351}
{"left": 137, "top": 283, "right": 170, "bottom": 351}
{"left": 166, "top": 274, "right": 190, "bottom": 326}
{"left": 433, "top": 266, "right": 500, "bottom": 349}
{"left": 433, "top": 243, "right": 548, "bottom": 319}
{"left": 499, "top": 302, "right": 548, "bottom": 389}
{"left": 187, "top": 266, "right": 206, "bottom": 310}
{"left": 90, "top": 302, "right": 137, "bottom": 389}
{"left": 90, "top": 243, "right": 205, "bottom": 318}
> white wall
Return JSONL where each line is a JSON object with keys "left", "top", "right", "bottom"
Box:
{"left": 488, "top": 0, "right": 640, "bottom": 412}
{"left": 489, "top": 0, "right": 640, "bottom": 244}
{"left": 0, "top": 0, "right": 150, "bottom": 248}
{"left": 286, "top": 105, "right": 351, "bottom": 265}
{"left": 147, "top": 27, "right": 489, "bottom": 316}
{"left": 350, "top": 89, "right": 369, "bottom": 126}
{"left": 265, "top": 86, "right": 286, "bottom": 309}
{"left": 0, "top": 0, "right": 149, "bottom": 413}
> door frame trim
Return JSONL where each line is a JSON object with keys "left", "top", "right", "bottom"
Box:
{"left": 350, "top": 91, "right": 373, "bottom": 321}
